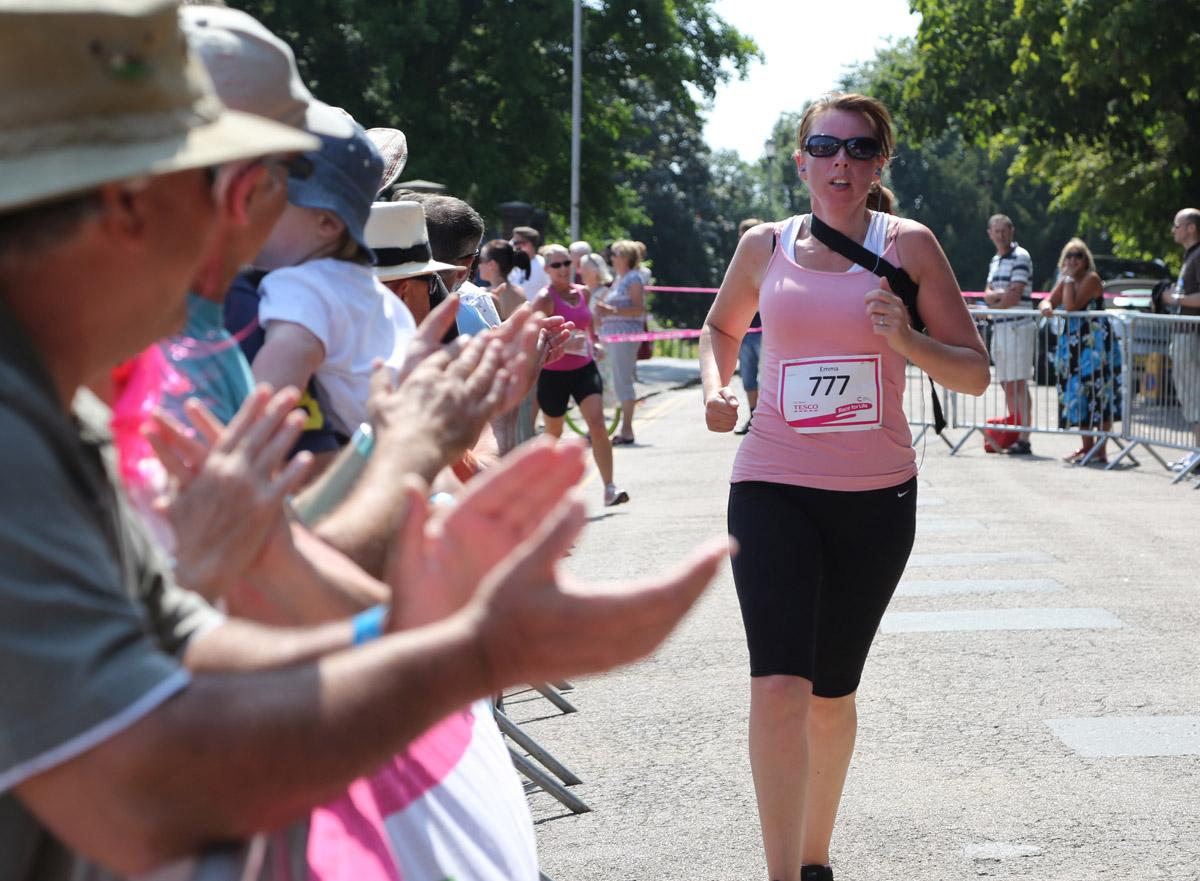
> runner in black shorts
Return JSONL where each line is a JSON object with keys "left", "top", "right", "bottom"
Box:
{"left": 699, "top": 93, "right": 989, "bottom": 881}
{"left": 532, "top": 244, "right": 629, "bottom": 507}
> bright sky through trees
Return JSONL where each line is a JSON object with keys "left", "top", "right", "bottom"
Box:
{"left": 703, "top": 0, "right": 920, "bottom": 159}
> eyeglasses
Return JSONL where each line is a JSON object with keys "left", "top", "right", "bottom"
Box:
{"left": 802, "top": 134, "right": 883, "bottom": 161}
{"left": 456, "top": 247, "right": 481, "bottom": 262}
{"left": 259, "top": 154, "right": 314, "bottom": 181}
{"left": 1064, "top": 251, "right": 1086, "bottom": 260}
{"left": 546, "top": 260, "right": 572, "bottom": 269}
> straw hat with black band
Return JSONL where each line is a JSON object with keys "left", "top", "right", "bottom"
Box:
{"left": 366, "top": 201, "right": 458, "bottom": 281}
{"left": 0, "top": 0, "right": 319, "bottom": 215}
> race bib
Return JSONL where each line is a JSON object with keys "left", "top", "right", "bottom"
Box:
{"left": 564, "top": 329, "right": 590, "bottom": 357}
{"left": 779, "top": 354, "right": 883, "bottom": 433}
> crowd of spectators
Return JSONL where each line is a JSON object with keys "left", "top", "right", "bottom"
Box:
{"left": 974, "top": 209, "right": 1200, "bottom": 467}
{"left": 0, "top": 3, "right": 729, "bottom": 878}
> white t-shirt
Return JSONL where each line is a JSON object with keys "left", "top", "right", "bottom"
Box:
{"left": 509, "top": 254, "right": 549, "bottom": 302}
{"left": 259, "top": 258, "right": 416, "bottom": 437}
{"left": 307, "top": 700, "right": 539, "bottom": 881}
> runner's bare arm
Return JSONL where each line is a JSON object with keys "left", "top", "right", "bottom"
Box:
{"left": 700, "top": 223, "right": 773, "bottom": 429}
{"left": 883, "top": 220, "right": 990, "bottom": 395}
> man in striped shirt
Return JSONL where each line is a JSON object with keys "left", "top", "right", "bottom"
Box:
{"left": 984, "top": 213, "right": 1036, "bottom": 454}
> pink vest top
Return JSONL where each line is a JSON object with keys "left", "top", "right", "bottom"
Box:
{"left": 730, "top": 218, "right": 917, "bottom": 492}
{"left": 542, "top": 284, "right": 594, "bottom": 372}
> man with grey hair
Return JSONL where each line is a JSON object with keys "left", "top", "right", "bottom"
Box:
{"left": 0, "top": 3, "right": 727, "bottom": 878}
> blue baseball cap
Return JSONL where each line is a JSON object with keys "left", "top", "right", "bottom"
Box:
{"left": 287, "top": 103, "right": 384, "bottom": 256}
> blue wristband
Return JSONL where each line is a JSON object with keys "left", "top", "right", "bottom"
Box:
{"left": 351, "top": 605, "right": 388, "bottom": 645}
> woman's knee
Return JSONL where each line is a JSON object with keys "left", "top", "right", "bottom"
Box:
{"left": 751, "top": 675, "right": 814, "bottom": 721}
{"left": 806, "top": 692, "right": 857, "bottom": 733}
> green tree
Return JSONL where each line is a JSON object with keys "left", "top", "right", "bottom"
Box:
{"left": 837, "top": 41, "right": 1083, "bottom": 290}
{"left": 904, "top": 0, "right": 1200, "bottom": 264}
{"left": 234, "top": 0, "right": 758, "bottom": 240}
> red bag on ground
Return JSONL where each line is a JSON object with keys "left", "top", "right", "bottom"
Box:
{"left": 983, "top": 415, "right": 1020, "bottom": 453}
{"left": 636, "top": 314, "right": 653, "bottom": 360}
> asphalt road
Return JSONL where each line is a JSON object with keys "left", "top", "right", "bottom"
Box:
{"left": 505, "top": 365, "right": 1199, "bottom": 881}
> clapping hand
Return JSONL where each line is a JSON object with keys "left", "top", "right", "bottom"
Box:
{"left": 144, "top": 386, "right": 312, "bottom": 600}
{"left": 384, "top": 438, "right": 588, "bottom": 630}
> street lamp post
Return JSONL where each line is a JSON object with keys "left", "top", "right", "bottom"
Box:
{"left": 763, "top": 137, "right": 777, "bottom": 217}
{"left": 570, "top": 0, "right": 582, "bottom": 241}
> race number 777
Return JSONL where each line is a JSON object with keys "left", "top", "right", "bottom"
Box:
{"left": 809, "top": 375, "right": 851, "bottom": 396}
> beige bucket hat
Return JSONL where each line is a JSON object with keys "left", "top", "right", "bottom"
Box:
{"left": 181, "top": 5, "right": 354, "bottom": 139}
{"left": 0, "top": 0, "right": 320, "bottom": 214}
{"left": 366, "top": 201, "right": 458, "bottom": 281}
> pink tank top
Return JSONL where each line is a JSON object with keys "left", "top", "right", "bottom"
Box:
{"left": 730, "top": 218, "right": 917, "bottom": 491}
{"left": 543, "top": 284, "right": 594, "bottom": 372}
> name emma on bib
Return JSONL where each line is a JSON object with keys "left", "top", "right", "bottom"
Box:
{"left": 779, "top": 354, "right": 883, "bottom": 433}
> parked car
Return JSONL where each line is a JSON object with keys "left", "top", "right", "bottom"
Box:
{"left": 1094, "top": 255, "right": 1172, "bottom": 313}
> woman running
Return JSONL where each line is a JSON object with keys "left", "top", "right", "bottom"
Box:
{"left": 699, "top": 93, "right": 989, "bottom": 881}
{"left": 533, "top": 244, "right": 629, "bottom": 507}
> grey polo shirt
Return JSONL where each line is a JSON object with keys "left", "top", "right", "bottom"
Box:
{"left": 0, "top": 302, "right": 223, "bottom": 879}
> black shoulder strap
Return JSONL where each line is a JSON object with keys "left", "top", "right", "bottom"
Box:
{"left": 808, "top": 214, "right": 945, "bottom": 435}
{"left": 809, "top": 214, "right": 924, "bottom": 333}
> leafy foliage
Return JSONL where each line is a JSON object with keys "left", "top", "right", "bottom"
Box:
{"left": 233, "top": 0, "right": 758, "bottom": 245}
{"left": 836, "top": 43, "right": 1085, "bottom": 290}
{"left": 904, "top": 0, "right": 1200, "bottom": 264}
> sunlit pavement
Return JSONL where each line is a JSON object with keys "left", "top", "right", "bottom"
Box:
{"left": 509, "top": 374, "right": 1200, "bottom": 881}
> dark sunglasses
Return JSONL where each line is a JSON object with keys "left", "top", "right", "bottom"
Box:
{"left": 1064, "top": 251, "right": 1086, "bottom": 260}
{"left": 803, "top": 134, "right": 882, "bottom": 161}
{"left": 546, "top": 260, "right": 572, "bottom": 269}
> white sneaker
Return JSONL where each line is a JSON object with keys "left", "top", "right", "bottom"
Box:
{"left": 604, "top": 484, "right": 629, "bottom": 507}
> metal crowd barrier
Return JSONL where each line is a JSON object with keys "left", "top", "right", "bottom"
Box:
{"left": 1112, "top": 313, "right": 1200, "bottom": 481}
{"left": 901, "top": 306, "right": 1200, "bottom": 486}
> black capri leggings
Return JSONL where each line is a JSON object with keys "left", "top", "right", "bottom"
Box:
{"left": 727, "top": 477, "right": 917, "bottom": 698}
